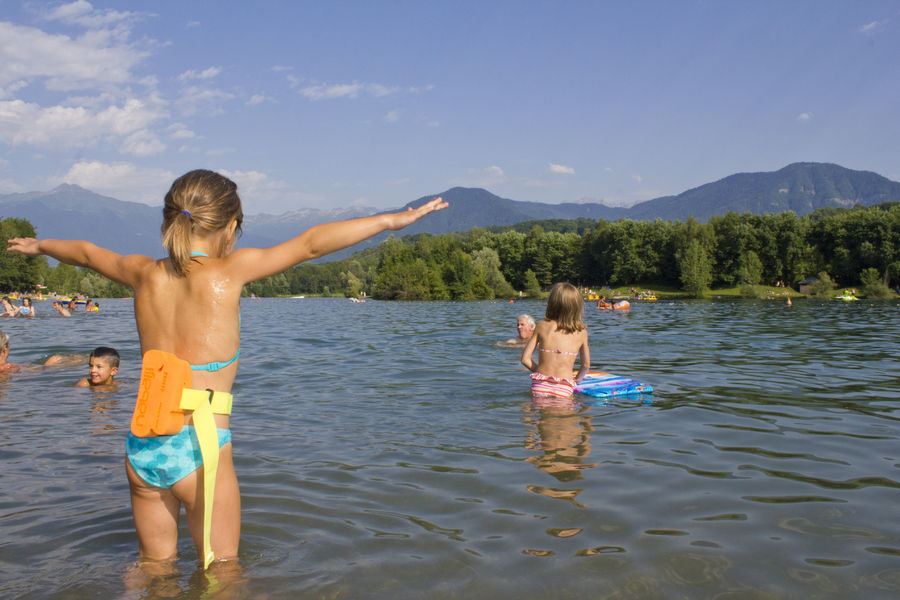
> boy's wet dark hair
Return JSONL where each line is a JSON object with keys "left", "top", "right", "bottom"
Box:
{"left": 90, "top": 346, "right": 120, "bottom": 369}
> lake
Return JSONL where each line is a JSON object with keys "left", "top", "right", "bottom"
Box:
{"left": 1, "top": 297, "right": 899, "bottom": 599}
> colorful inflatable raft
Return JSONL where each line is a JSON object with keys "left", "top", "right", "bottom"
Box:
{"left": 574, "top": 371, "right": 653, "bottom": 398}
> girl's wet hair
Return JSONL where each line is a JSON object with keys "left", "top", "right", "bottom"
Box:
{"left": 0, "top": 330, "right": 8, "bottom": 349}
{"left": 544, "top": 282, "right": 585, "bottom": 334}
{"left": 161, "top": 170, "right": 244, "bottom": 276}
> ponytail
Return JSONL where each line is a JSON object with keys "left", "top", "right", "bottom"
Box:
{"left": 160, "top": 170, "right": 243, "bottom": 277}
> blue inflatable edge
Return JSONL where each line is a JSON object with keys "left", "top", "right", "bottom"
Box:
{"left": 574, "top": 373, "right": 654, "bottom": 399}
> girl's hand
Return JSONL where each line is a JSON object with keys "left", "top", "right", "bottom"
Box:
{"left": 7, "top": 238, "right": 41, "bottom": 256}
{"left": 386, "top": 197, "right": 448, "bottom": 230}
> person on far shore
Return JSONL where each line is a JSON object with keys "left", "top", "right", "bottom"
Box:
{"left": 498, "top": 314, "right": 535, "bottom": 347}
{"left": 77, "top": 346, "right": 120, "bottom": 388}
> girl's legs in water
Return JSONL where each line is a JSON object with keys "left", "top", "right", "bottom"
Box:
{"left": 126, "top": 443, "right": 241, "bottom": 563}
{"left": 173, "top": 443, "right": 241, "bottom": 562}
{"left": 126, "top": 459, "right": 181, "bottom": 561}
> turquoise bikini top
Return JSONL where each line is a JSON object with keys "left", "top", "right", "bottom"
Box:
{"left": 189, "top": 250, "right": 241, "bottom": 372}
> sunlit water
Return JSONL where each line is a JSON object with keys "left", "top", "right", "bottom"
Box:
{"left": 1, "top": 297, "right": 898, "bottom": 599}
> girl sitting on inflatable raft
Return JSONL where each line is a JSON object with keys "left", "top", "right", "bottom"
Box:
{"left": 522, "top": 282, "right": 590, "bottom": 399}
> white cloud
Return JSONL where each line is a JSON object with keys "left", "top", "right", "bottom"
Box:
{"left": 49, "top": 161, "right": 175, "bottom": 205}
{"left": 549, "top": 163, "right": 575, "bottom": 175}
{"left": 298, "top": 81, "right": 401, "bottom": 100}
{"left": 45, "top": 0, "right": 143, "bottom": 31}
{"left": 167, "top": 123, "right": 196, "bottom": 139}
{"left": 215, "top": 168, "right": 289, "bottom": 207}
{"left": 175, "top": 86, "right": 234, "bottom": 116}
{"left": 119, "top": 129, "right": 165, "bottom": 156}
{"left": 246, "top": 94, "right": 274, "bottom": 106}
{"left": 0, "top": 97, "right": 167, "bottom": 150}
{"left": 178, "top": 67, "right": 222, "bottom": 81}
{"left": 797, "top": 112, "right": 812, "bottom": 122}
{"left": 858, "top": 20, "right": 886, "bottom": 35}
{"left": 452, "top": 165, "right": 506, "bottom": 188}
{"left": 631, "top": 174, "right": 643, "bottom": 183}
{"left": 0, "top": 178, "right": 25, "bottom": 193}
{"left": 0, "top": 22, "right": 148, "bottom": 92}
{"left": 384, "top": 109, "right": 401, "bottom": 123}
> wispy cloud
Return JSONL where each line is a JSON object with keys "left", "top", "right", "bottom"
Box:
{"left": 44, "top": 0, "right": 145, "bottom": 38}
{"left": 167, "top": 122, "right": 196, "bottom": 139}
{"left": 178, "top": 67, "right": 222, "bottom": 81}
{"left": 246, "top": 94, "right": 274, "bottom": 106}
{"left": 299, "top": 82, "right": 393, "bottom": 100}
{"left": 175, "top": 86, "right": 235, "bottom": 116}
{"left": 549, "top": 163, "right": 575, "bottom": 175}
{"left": 858, "top": 19, "right": 887, "bottom": 35}
{"left": 452, "top": 165, "right": 506, "bottom": 188}
{"left": 295, "top": 80, "right": 431, "bottom": 101}
{"left": 797, "top": 112, "right": 813, "bottom": 122}
{"left": 384, "top": 109, "right": 401, "bottom": 123}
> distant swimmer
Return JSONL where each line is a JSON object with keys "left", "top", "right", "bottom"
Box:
{"left": 498, "top": 314, "right": 535, "bottom": 347}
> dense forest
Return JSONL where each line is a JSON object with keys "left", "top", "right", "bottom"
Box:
{"left": 2, "top": 203, "right": 898, "bottom": 300}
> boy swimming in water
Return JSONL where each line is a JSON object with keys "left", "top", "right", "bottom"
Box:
{"left": 77, "top": 346, "right": 120, "bottom": 387}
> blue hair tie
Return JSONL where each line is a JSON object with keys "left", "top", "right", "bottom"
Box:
{"left": 181, "top": 210, "right": 192, "bottom": 218}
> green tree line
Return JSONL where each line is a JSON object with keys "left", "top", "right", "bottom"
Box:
{"left": 3, "top": 202, "right": 898, "bottom": 299}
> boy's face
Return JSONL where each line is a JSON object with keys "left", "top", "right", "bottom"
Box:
{"left": 88, "top": 357, "right": 118, "bottom": 386}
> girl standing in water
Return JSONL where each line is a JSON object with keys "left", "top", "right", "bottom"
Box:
{"left": 521, "top": 282, "right": 590, "bottom": 398}
{"left": 7, "top": 169, "right": 446, "bottom": 568}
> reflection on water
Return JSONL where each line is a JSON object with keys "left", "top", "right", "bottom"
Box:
{"left": 524, "top": 400, "right": 595, "bottom": 507}
{"left": 0, "top": 298, "right": 899, "bottom": 599}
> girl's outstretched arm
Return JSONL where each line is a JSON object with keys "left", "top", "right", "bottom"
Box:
{"left": 7, "top": 238, "right": 152, "bottom": 288}
{"left": 228, "top": 197, "right": 447, "bottom": 283}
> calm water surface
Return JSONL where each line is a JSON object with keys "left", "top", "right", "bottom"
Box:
{"left": 1, "top": 297, "right": 898, "bottom": 599}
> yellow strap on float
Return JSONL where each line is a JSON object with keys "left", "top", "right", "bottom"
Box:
{"left": 180, "top": 388, "right": 232, "bottom": 569}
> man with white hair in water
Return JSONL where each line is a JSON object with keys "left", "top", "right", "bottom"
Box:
{"left": 499, "top": 314, "right": 535, "bottom": 347}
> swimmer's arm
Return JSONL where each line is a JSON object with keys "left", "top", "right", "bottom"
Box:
{"left": 7, "top": 238, "right": 151, "bottom": 288}
{"left": 520, "top": 331, "right": 539, "bottom": 372}
{"left": 574, "top": 331, "right": 590, "bottom": 383}
{"left": 228, "top": 197, "right": 447, "bottom": 282}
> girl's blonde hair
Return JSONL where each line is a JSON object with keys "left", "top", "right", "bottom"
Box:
{"left": 544, "top": 282, "right": 585, "bottom": 333}
{"left": 161, "top": 170, "right": 244, "bottom": 276}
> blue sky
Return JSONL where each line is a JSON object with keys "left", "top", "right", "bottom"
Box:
{"left": 1, "top": 1, "right": 898, "bottom": 214}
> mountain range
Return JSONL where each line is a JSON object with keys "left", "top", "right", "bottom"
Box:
{"left": 1, "top": 162, "right": 897, "bottom": 260}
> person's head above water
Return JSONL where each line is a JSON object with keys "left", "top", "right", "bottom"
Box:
{"left": 544, "top": 282, "right": 585, "bottom": 334}
{"left": 161, "top": 169, "right": 245, "bottom": 276}
{"left": 517, "top": 314, "right": 535, "bottom": 339}
{"left": 85, "top": 346, "right": 120, "bottom": 386}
